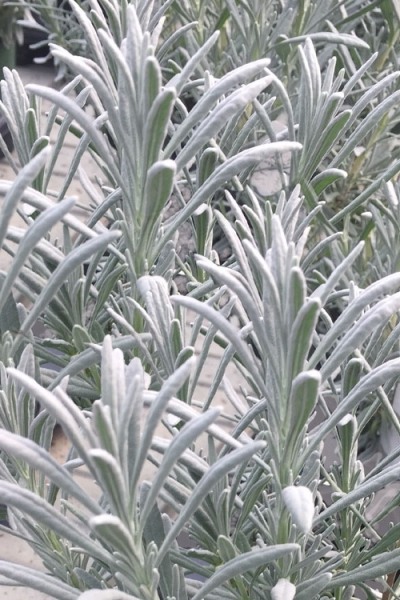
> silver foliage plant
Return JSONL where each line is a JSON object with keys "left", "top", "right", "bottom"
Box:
{"left": 1, "top": 0, "right": 400, "bottom": 599}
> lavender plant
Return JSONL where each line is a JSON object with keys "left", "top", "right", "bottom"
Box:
{"left": 1, "top": 0, "right": 400, "bottom": 599}
{"left": 1, "top": 0, "right": 301, "bottom": 399}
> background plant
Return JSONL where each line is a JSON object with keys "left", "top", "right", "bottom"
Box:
{"left": 0, "top": 0, "right": 26, "bottom": 49}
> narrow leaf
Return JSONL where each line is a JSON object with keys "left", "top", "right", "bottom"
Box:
{"left": 191, "top": 544, "right": 299, "bottom": 600}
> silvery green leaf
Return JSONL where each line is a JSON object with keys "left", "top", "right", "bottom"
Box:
{"left": 300, "top": 232, "right": 342, "bottom": 273}
{"left": 29, "top": 135, "right": 50, "bottom": 164}
{"left": 310, "top": 168, "right": 347, "bottom": 195}
{"left": 0, "top": 430, "right": 101, "bottom": 514}
{"left": 217, "top": 213, "right": 260, "bottom": 289}
{"left": 143, "top": 89, "right": 176, "bottom": 169}
{"left": 165, "top": 58, "right": 271, "bottom": 156}
{"left": 118, "top": 358, "right": 145, "bottom": 484}
{"left": 131, "top": 357, "right": 196, "bottom": 489}
{"left": 0, "top": 197, "right": 75, "bottom": 314}
{"left": 89, "top": 514, "right": 136, "bottom": 559}
{"left": 301, "top": 110, "right": 352, "bottom": 181}
{"left": 198, "top": 148, "right": 219, "bottom": 186}
{"left": 217, "top": 535, "right": 237, "bottom": 563}
{"left": 100, "top": 335, "right": 125, "bottom": 430}
{"left": 166, "top": 30, "right": 220, "bottom": 95}
{"left": 282, "top": 486, "right": 314, "bottom": 533}
{"left": 195, "top": 256, "right": 261, "bottom": 342}
{"left": 342, "top": 358, "right": 364, "bottom": 398}
{"left": 288, "top": 370, "right": 320, "bottom": 442}
{"left": 5, "top": 226, "right": 65, "bottom": 263}
{"left": 156, "top": 440, "right": 266, "bottom": 564}
{"left": 148, "top": 0, "right": 176, "bottom": 37}
{"left": 0, "top": 561, "right": 78, "bottom": 600}
{"left": 137, "top": 274, "right": 170, "bottom": 299}
{"left": 92, "top": 401, "right": 120, "bottom": 458}
{"left": 303, "top": 38, "right": 321, "bottom": 102}
{"left": 287, "top": 266, "right": 306, "bottom": 327}
{"left": 69, "top": 0, "right": 113, "bottom": 75}
{"left": 295, "top": 573, "right": 333, "bottom": 600}
{"left": 6, "top": 368, "right": 97, "bottom": 467}
{"left": 0, "top": 274, "right": 20, "bottom": 336}
{"left": 280, "top": 32, "right": 370, "bottom": 49}
{"left": 134, "top": 277, "right": 177, "bottom": 370}
{"left": 271, "top": 578, "right": 296, "bottom": 600}
{"left": 0, "top": 481, "right": 111, "bottom": 562}
{"left": 99, "top": 31, "right": 138, "bottom": 152}
{"left": 0, "top": 183, "right": 114, "bottom": 244}
{"left": 139, "top": 407, "right": 221, "bottom": 529}
{"left": 47, "top": 334, "right": 151, "bottom": 391}
{"left": 297, "top": 45, "right": 315, "bottom": 148}
{"left": 172, "top": 295, "right": 266, "bottom": 396}
{"left": 142, "top": 160, "right": 176, "bottom": 239}
{"left": 315, "top": 460, "right": 400, "bottom": 525}
{"left": 330, "top": 547, "right": 400, "bottom": 588}
{"left": 89, "top": 449, "right": 128, "bottom": 519}
{"left": 310, "top": 272, "right": 400, "bottom": 368}
{"left": 309, "top": 242, "right": 364, "bottom": 306}
{"left": 331, "top": 158, "right": 400, "bottom": 224}
{"left": 44, "top": 85, "right": 92, "bottom": 193}
{"left": 346, "top": 71, "right": 400, "bottom": 130}
{"left": 288, "top": 298, "right": 321, "bottom": 379}
{"left": 13, "top": 230, "right": 120, "bottom": 347}
{"left": 191, "top": 544, "right": 299, "bottom": 600}
{"left": 163, "top": 142, "right": 302, "bottom": 247}
{"left": 26, "top": 82, "right": 122, "bottom": 188}
{"left": 157, "top": 21, "right": 196, "bottom": 62}
{"left": 175, "top": 75, "right": 273, "bottom": 170}
{"left": 0, "top": 147, "right": 50, "bottom": 251}
{"left": 16, "top": 342, "right": 35, "bottom": 379}
{"left": 72, "top": 568, "right": 103, "bottom": 591}
{"left": 320, "top": 292, "right": 400, "bottom": 381}
{"left": 56, "top": 132, "right": 92, "bottom": 202}
{"left": 143, "top": 49, "right": 163, "bottom": 112}
{"left": 331, "top": 90, "right": 400, "bottom": 167}
{"left": 140, "top": 483, "right": 174, "bottom": 599}
{"left": 123, "top": 2, "right": 143, "bottom": 68}
{"left": 307, "top": 358, "right": 400, "bottom": 456}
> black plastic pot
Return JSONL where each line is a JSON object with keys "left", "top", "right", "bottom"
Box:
{"left": 16, "top": 25, "right": 49, "bottom": 66}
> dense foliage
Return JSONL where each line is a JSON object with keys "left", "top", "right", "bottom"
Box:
{"left": 1, "top": 1, "right": 400, "bottom": 599}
